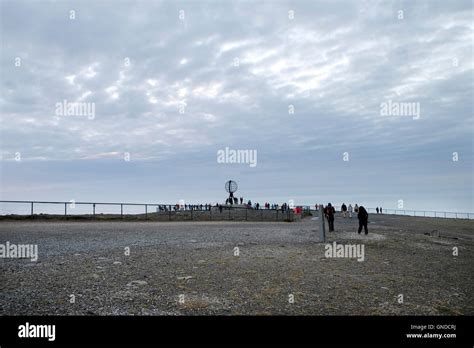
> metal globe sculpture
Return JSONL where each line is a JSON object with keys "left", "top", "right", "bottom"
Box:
{"left": 225, "top": 180, "right": 238, "bottom": 194}
{"left": 225, "top": 180, "right": 238, "bottom": 204}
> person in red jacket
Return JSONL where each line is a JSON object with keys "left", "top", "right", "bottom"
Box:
{"left": 324, "top": 203, "right": 336, "bottom": 231}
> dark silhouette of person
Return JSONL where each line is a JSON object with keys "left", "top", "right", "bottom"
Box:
{"left": 219, "top": 204, "right": 223, "bottom": 213}
{"left": 324, "top": 203, "right": 336, "bottom": 231}
{"left": 358, "top": 206, "right": 369, "bottom": 235}
{"left": 240, "top": 197, "right": 243, "bottom": 204}
{"left": 380, "top": 207, "right": 383, "bottom": 214}
{"left": 376, "top": 207, "right": 379, "bottom": 214}
{"left": 341, "top": 203, "right": 347, "bottom": 217}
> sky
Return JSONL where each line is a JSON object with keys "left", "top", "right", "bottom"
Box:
{"left": 0, "top": 0, "right": 473, "bottom": 214}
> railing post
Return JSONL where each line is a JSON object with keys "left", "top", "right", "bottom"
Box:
{"left": 145, "top": 204, "right": 148, "bottom": 219}
{"left": 64, "top": 203, "right": 67, "bottom": 216}
{"left": 209, "top": 207, "right": 212, "bottom": 221}
{"left": 276, "top": 209, "right": 278, "bottom": 221}
{"left": 168, "top": 209, "right": 171, "bottom": 221}
{"left": 246, "top": 207, "right": 248, "bottom": 221}
{"left": 191, "top": 207, "right": 193, "bottom": 221}
{"left": 121, "top": 204, "right": 123, "bottom": 218}
{"left": 93, "top": 203, "right": 96, "bottom": 216}
{"left": 318, "top": 207, "right": 326, "bottom": 243}
{"left": 31, "top": 202, "right": 33, "bottom": 216}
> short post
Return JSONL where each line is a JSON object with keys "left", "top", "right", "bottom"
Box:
{"left": 93, "top": 203, "right": 96, "bottom": 216}
{"left": 145, "top": 204, "right": 148, "bottom": 219}
{"left": 121, "top": 204, "right": 123, "bottom": 218}
{"left": 191, "top": 207, "right": 193, "bottom": 220}
{"left": 318, "top": 206, "right": 326, "bottom": 243}
{"left": 168, "top": 209, "right": 171, "bottom": 221}
{"left": 276, "top": 209, "right": 278, "bottom": 221}
{"left": 64, "top": 203, "right": 67, "bottom": 216}
{"left": 31, "top": 202, "right": 34, "bottom": 216}
{"left": 246, "top": 207, "right": 248, "bottom": 221}
{"left": 209, "top": 207, "right": 212, "bottom": 221}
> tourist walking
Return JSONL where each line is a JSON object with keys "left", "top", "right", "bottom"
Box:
{"left": 348, "top": 204, "right": 353, "bottom": 218}
{"left": 324, "top": 203, "right": 336, "bottom": 232}
{"left": 341, "top": 203, "right": 347, "bottom": 218}
{"left": 357, "top": 205, "right": 369, "bottom": 235}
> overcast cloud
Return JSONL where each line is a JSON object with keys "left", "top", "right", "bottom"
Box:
{"left": 0, "top": 0, "right": 472, "bottom": 213}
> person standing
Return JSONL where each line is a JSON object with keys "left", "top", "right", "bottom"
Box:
{"left": 354, "top": 204, "right": 359, "bottom": 213}
{"left": 341, "top": 203, "right": 347, "bottom": 218}
{"left": 357, "top": 205, "right": 369, "bottom": 235}
{"left": 380, "top": 207, "right": 383, "bottom": 214}
{"left": 324, "top": 203, "right": 336, "bottom": 232}
{"left": 348, "top": 204, "right": 353, "bottom": 218}
{"left": 376, "top": 207, "right": 379, "bottom": 214}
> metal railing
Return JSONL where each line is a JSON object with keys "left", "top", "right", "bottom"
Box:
{"left": 0, "top": 200, "right": 472, "bottom": 220}
{"left": 0, "top": 200, "right": 297, "bottom": 222}
{"left": 302, "top": 205, "right": 473, "bottom": 220}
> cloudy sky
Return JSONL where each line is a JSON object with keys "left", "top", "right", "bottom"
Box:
{"left": 0, "top": 0, "right": 472, "bottom": 214}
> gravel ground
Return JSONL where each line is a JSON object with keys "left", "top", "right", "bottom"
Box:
{"left": 0, "top": 214, "right": 473, "bottom": 315}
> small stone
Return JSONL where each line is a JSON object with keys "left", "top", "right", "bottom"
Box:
{"left": 127, "top": 280, "right": 148, "bottom": 287}
{"left": 177, "top": 276, "right": 194, "bottom": 280}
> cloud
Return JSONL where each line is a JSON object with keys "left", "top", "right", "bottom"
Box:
{"left": 0, "top": 0, "right": 472, "bottom": 211}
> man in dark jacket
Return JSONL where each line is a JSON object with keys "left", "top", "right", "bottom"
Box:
{"left": 324, "top": 203, "right": 336, "bottom": 231}
{"left": 341, "top": 203, "right": 347, "bottom": 218}
{"left": 357, "top": 206, "right": 369, "bottom": 235}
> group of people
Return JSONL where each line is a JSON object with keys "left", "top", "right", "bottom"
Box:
{"left": 158, "top": 204, "right": 214, "bottom": 212}
{"left": 215, "top": 200, "right": 294, "bottom": 212}
{"left": 225, "top": 197, "right": 245, "bottom": 205}
{"left": 323, "top": 202, "right": 369, "bottom": 235}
